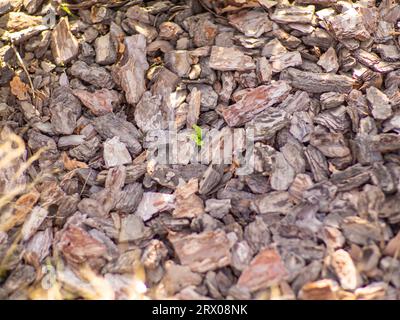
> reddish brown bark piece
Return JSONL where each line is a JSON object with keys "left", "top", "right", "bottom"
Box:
{"left": 173, "top": 179, "right": 204, "bottom": 219}
{"left": 327, "top": 8, "right": 371, "bottom": 41}
{"left": 73, "top": 89, "right": 120, "bottom": 116}
{"left": 58, "top": 225, "right": 107, "bottom": 264}
{"left": 186, "top": 87, "right": 201, "bottom": 128}
{"left": 219, "top": 81, "right": 291, "bottom": 127}
{"left": 169, "top": 230, "right": 231, "bottom": 273}
{"left": 209, "top": 46, "right": 256, "bottom": 72}
{"left": 270, "top": 51, "right": 302, "bottom": 73}
{"left": 237, "top": 248, "right": 288, "bottom": 292}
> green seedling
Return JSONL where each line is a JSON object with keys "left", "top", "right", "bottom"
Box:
{"left": 191, "top": 124, "right": 204, "bottom": 147}
{"left": 60, "top": 3, "right": 75, "bottom": 17}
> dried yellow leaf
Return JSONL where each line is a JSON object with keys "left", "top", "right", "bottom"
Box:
{"left": 62, "top": 152, "right": 88, "bottom": 171}
{"left": 10, "top": 75, "right": 30, "bottom": 101}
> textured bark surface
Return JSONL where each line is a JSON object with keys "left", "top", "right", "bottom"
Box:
{"left": 280, "top": 68, "right": 355, "bottom": 93}
{"left": 219, "top": 81, "right": 291, "bottom": 127}
{"left": 2, "top": 0, "right": 400, "bottom": 301}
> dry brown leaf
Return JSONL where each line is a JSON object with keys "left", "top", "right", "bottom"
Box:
{"left": 299, "top": 279, "right": 340, "bottom": 300}
{"left": 384, "top": 231, "right": 400, "bottom": 257}
{"left": 62, "top": 152, "right": 88, "bottom": 171}
{"left": 13, "top": 190, "right": 40, "bottom": 223}
{"left": 0, "top": 189, "right": 40, "bottom": 232}
{"left": 10, "top": 75, "right": 30, "bottom": 101}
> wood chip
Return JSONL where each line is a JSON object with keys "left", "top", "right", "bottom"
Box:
{"left": 112, "top": 34, "right": 148, "bottom": 105}
{"left": 281, "top": 68, "right": 354, "bottom": 93}
{"left": 58, "top": 225, "right": 107, "bottom": 264}
{"left": 330, "top": 249, "right": 361, "bottom": 290}
{"left": 103, "top": 136, "right": 132, "bottom": 168}
{"left": 209, "top": 46, "right": 256, "bottom": 72}
{"left": 237, "top": 248, "right": 288, "bottom": 292}
{"left": 169, "top": 230, "right": 231, "bottom": 273}
{"left": 51, "top": 17, "right": 79, "bottom": 65}
{"left": 135, "top": 192, "right": 175, "bottom": 221}
{"left": 73, "top": 89, "right": 119, "bottom": 116}
{"left": 219, "top": 81, "right": 291, "bottom": 127}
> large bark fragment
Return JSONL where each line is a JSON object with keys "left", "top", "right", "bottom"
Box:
{"left": 280, "top": 68, "right": 354, "bottom": 93}
{"left": 164, "top": 50, "right": 192, "bottom": 77}
{"left": 209, "top": 46, "right": 256, "bottom": 72}
{"left": 310, "top": 129, "right": 350, "bottom": 158}
{"left": 70, "top": 61, "right": 114, "bottom": 89}
{"left": 25, "top": 228, "right": 53, "bottom": 263}
{"left": 317, "top": 47, "right": 339, "bottom": 73}
{"left": 270, "top": 52, "right": 302, "bottom": 73}
{"left": 93, "top": 113, "right": 142, "bottom": 157}
{"left": 270, "top": 5, "right": 315, "bottom": 24}
{"left": 162, "top": 261, "right": 203, "bottom": 295}
{"left": 366, "top": 86, "right": 392, "bottom": 120}
{"left": 237, "top": 248, "right": 288, "bottom": 292}
{"left": 57, "top": 225, "right": 107, "bottom": 264}
{"left": 246, "top": 109, "right": 289, "bottom": 141}
{"left": 95, "top": 33, "right": 117, "bottom": 65}
{"left": 51, "top": 17, "right": 79, "bottom": 65}
{"left": 135, "top": 192, "right": 175, "bottom": 221}
{"left": 103, "top": 136, "right": 132, "bottom": 168}
{"left": 299, "top": 279, "right": 339, "bottom": 300}
{"left": 251, "top": 191, "right": 294, "bottom": 215}
{"left": 173, "top": 179, "right": 204, "bottom": 219}
{"left": 112, "top": 34, "right": 148, "bottom": 105}
{"left": 21, "top": 206, "right": 48, "bottom": 242}
{"left": 134, "top": 91, "right": 163, "bottom": 133}
{"left": 270, "top": 152, "right": 296, "bottom": 191}
{"left": 228, "top": 9, "right": 272, "bottom": 37}
{"left": 219, "top": 81, "right": 291, "bottom": 127}
{"left": 327, "top": 8, "right": 371, "bottom": 41}
{"left": 169, "top": 230, "right": 231, "bottom": 273}
{"left": 119, "top": 214, "right": 149, "bottom": 242}
{"left": 73, "top": 89, "right": 120, "bottom": 116}
{"left": 50, "top": 86, "right": 81, "bottom": 135}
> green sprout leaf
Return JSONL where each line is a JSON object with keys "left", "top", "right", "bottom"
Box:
{"left": 60, "top": 3, "right": 75, "bottom": 17}
{"left": 191, "top": 124, "right": 204, "bottom": 147}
